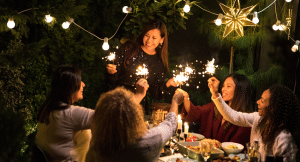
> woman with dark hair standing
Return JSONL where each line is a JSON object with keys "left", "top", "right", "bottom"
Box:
{"left": 106, "top": 19, "right": 178, "bottom": 114}
{"left": 209, "top": 77, "right": 299, "bottom": 161}
{"left": 178, "top": 73, "right": 252, "bottom": 148}
{"left": 35, "top": 66, "right": 94, "bottom": 162}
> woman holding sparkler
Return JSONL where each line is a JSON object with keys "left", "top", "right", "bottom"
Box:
{"left": 178, "top": 73, "right": 252, "bottom": 149}
{"left": 106, "top": 19, "right": 178, "bottom": 114}
{"left": 209, "top": 79, "right": 299, "bottom": 162}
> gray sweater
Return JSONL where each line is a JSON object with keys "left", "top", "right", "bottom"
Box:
{"left": 86, "top": 112, "right": 177, "bottom": 162}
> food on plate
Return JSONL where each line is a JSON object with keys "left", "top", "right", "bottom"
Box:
{"left": 201, "top": 139, "right": 222, "bottom": 149}
{"left": 224, "top": 144, "right": 239, "bottom": 149}
{"left": 186, "top": 136, "right": 198, "bottom": 142}
{"left": 176, "top": 158, "right": 189, "bottom": 162}
{"left": 211, "top": 154, "right": 239, "bottom": 162}
{"left": 186, "top": 145, "right": 218, "bottom": 154}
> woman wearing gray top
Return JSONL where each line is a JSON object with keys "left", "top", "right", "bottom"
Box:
{"left": 86, "top": 86, "right": 184, "bottom": 162}
{"left": 35, "top": 66, "right": 95, "bottom": 162}
{"left": 208, "top": 77, "right": 299, "bottom": 162}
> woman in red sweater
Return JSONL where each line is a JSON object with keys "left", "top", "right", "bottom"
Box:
{"left": 179, "top": 73, "right": 252, "bottom": 149}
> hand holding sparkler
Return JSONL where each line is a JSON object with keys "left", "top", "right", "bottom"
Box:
{"left": 135, "top": 78, "right": 149, "bottom": 103}
{"left": 175, "top": 88, "right": 191, "bottom": 112}
{"left": 107, "top": 64, "right": 117, "bottom": 74}
{"left": 207, "top": 77, "right": 220, "bottom": 99}
{"left": 174, "top": 72, "right": 189, "bottom": 89}
{"left": 136, "top": 64, "right": 149, "bottom": 79}
{"left": 166, "top": 78, "right": 180, "bottom": 88}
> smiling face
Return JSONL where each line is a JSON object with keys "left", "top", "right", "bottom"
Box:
{"left": 257, "top": 89, "right": 271, "bottom": 116}
{"left": 221, "top": 77, "right": 236, "bottom": 106}
{"left": 72, "top": 81, "right": 85, "bottom": 103}
{"left": 141, "top": 29, "right": 164, "bottom": 54}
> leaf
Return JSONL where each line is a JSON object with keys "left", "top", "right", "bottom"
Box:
{"left": 167, "top": 10, "right": 173, "bottom": 15}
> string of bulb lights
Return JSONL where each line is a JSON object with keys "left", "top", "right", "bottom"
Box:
{"left": 4, "top": 0, "right": 300, "bottom": 52}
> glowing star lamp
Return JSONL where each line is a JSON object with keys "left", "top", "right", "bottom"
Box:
{"left": 252, "top": 12, "right": 259, "bottom": 24}
{"left": 215, "top": 14, "right": 223, "bottom": 26}
{"left": 122, "top": 6, "right": 132, "bottom": 13}
{"left": 45, "top": 15, "right": 53, "bottom": 23}
{"left": 62, "top": 18, "right": 74, "bottom": 29}
{"left": 183, "top": 0, "right": 190, "bottom": 13}
{"left": 102, "top": 37, "right": 109, "bottom": 51}
{"left": 7, "top": 19, "right": 15, "bottom": 29}
{"left": 291, "top": 40, "right": 300, "bottom": 52}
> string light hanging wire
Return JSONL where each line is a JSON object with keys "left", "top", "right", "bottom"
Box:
{"left": 7, "top": 8, "right": 39, "bottom": 29}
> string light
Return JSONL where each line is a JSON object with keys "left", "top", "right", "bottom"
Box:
{"left": 291, "top": 40, "right": 300, "bottom": 52}
{"left": 45, "top": 15, "right": 53, "bottom": 23}
{"left": 215, "top": 14, "right": 223, "bottom": 26}
{"left": 122, "top": 6, "right": 132, "bottom": 13}
{"left": 286, "top": 0, "right": 292, "bottom": 2}
{"left": 62, "top": 18, "right": 74, "bottom": 29}
{"left": 102, "top": 37, "right": 109, "bottom": 50}
{"left": 252, "top": 11, "right": 259, "bottom": 24}
{"left": 183, "top": 0, "right": 190, "bottom": 13}
{"left": 7, "top": 19, "right": 15, "bottom": 29}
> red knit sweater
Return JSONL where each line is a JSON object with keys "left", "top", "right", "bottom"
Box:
{"left": 181, "top": 101, "right": 251, "bottom": 149}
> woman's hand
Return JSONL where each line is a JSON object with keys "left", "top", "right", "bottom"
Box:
{"left": 207, "top": 77, "right": 220, "bottom": 99}
{"left": 166, "top": 78, "right": 179, "bottom": 88}
{"left": 107, "top": 64, "right": 117, "bottom": 74}
{"left": 172, "top": 89, "right": 185, "bottom": 105}
{"left": 135, "top": 78, "right": 149, "bottom": 103}
{"left": 175, "top": 88, "right": 191, "bottom": 113}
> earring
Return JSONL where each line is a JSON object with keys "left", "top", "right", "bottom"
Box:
{"left": 158, "top": 43, "right": 162, "bottom": 48}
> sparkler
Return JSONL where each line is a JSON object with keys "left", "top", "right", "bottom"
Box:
{"left": 205, "top": 58, "right": 218, "bottom": 75}
{"left": 136, "top": 64, "right": 149, "bottom": 79}
{"left": 174, "top": 72, "right": 189, "bottom": 88}
{"left": 107, "top": 52, "right": 116, "bottom": 64}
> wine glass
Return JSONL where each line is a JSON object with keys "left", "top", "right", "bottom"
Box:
{"left": 200, "top": 141, "right": 211, "bottom": 162}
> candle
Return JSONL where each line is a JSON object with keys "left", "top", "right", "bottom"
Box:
{"left": 178, "top": 115, "right": 182, "bottom": 130}
{"left": 184, "top": 122, "right": 189, "bottom": 134}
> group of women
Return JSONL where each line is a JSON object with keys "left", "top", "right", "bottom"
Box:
{"left": 35, "top": 19, "right": 300, "bottom": 162}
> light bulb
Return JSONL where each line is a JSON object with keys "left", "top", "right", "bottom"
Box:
{"left": 278, "top": 25, "right": 284, "bottom": 31}
{"left": 45, "top": 15, "right": 53, "bottom": 23}
{"left": 122, "top": 6, "right": 132, "bottom": 13}
{"left": 252, "top": 12, "right": 259, "bottom": 24}
{"left": 286, "top": 0, "right": 292, "bottom": 2}
{"left": 62, "top": 22, "right": 70, "bottom": 29}
{"left": 291, "top": 40, "right": 300, "bottom": 52}
{"left": 183, "top": 0, "right": 190, "bottom": 13}
{"left": 7, "top": 19, "right": 15, "bottom": 29}
{"left": 102, "top": 37, "right": 109, "bottom": 50}
{"left": 272, "top": 24, "right": 278, "bottom": 30}
{"left": 215, "top": 14, "right": 223, "bottom": 26}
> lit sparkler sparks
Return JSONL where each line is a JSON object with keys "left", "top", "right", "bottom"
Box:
{"left": 174, "top": 72, "right": 189, "bottom": 88}
{"left": 205, "top": 58, "right": 218, "bottom": 75}
{"left": 136, "top": 64, "right": 149, "bottom": 78}
{"left": 107, "top": 52, "right": 116, "bottom": 61}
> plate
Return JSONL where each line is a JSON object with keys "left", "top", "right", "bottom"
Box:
{"left": 164, "top": 157, "right": 198, "bottom": 162}
{"left": 222, "top": 142, "right": 244, "bottom": 154}
{"left": 180, "top": 133, "right": 205, "bottom": 141}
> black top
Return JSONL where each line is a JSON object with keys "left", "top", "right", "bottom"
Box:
{"left": 106, "top": 41, "right": 172, "bottom": 114}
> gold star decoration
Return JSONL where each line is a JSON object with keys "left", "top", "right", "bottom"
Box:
{"left": 218, "top": 0, "right": 258, "bottom": 38}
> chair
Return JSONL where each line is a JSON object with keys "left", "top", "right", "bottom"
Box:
{"left": 31, "top": 145, "right": 49, "bottom": 162}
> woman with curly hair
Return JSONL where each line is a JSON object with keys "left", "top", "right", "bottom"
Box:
{"left": 85, "top": 86, "right": 184, "bottom": 162}
{"left": 209, "top": 77, "right": 299, "bottom": 162}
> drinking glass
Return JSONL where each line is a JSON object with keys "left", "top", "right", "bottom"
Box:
{"left": 200, "top": 141, "right": 211, "bottom": 162}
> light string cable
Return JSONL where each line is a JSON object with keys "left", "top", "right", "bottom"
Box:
{"left": 18, "top": 8, "right": 39, "bottom": 14}
{"left": 193, "top": 3, "right": 218, "bottom": 16}
{"left": 72, "top": 13, "right": 129, "bottom": 41}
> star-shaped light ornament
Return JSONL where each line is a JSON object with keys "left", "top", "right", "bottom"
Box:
{"left": 217, "top": 0, "right": 258, "bottom": 38}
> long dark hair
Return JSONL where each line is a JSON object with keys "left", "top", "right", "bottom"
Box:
{"left": 258, "top": 85, "right": 300, "bottom": 147}
{"left": 37, "top": 65, "right": 82, "bottom": 124}
{"left": 136, "top": 19, "right": 169, "bottom": 70}
{"left": 215, "top": 73, "right": 253, "bottom": 130}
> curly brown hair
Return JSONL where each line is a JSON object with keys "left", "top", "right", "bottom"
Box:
{"left": 90, "top": 87, "right": 147, "bottom": 157}
{"left": 258, "top": 85, "right": 300, "bottom": 147}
